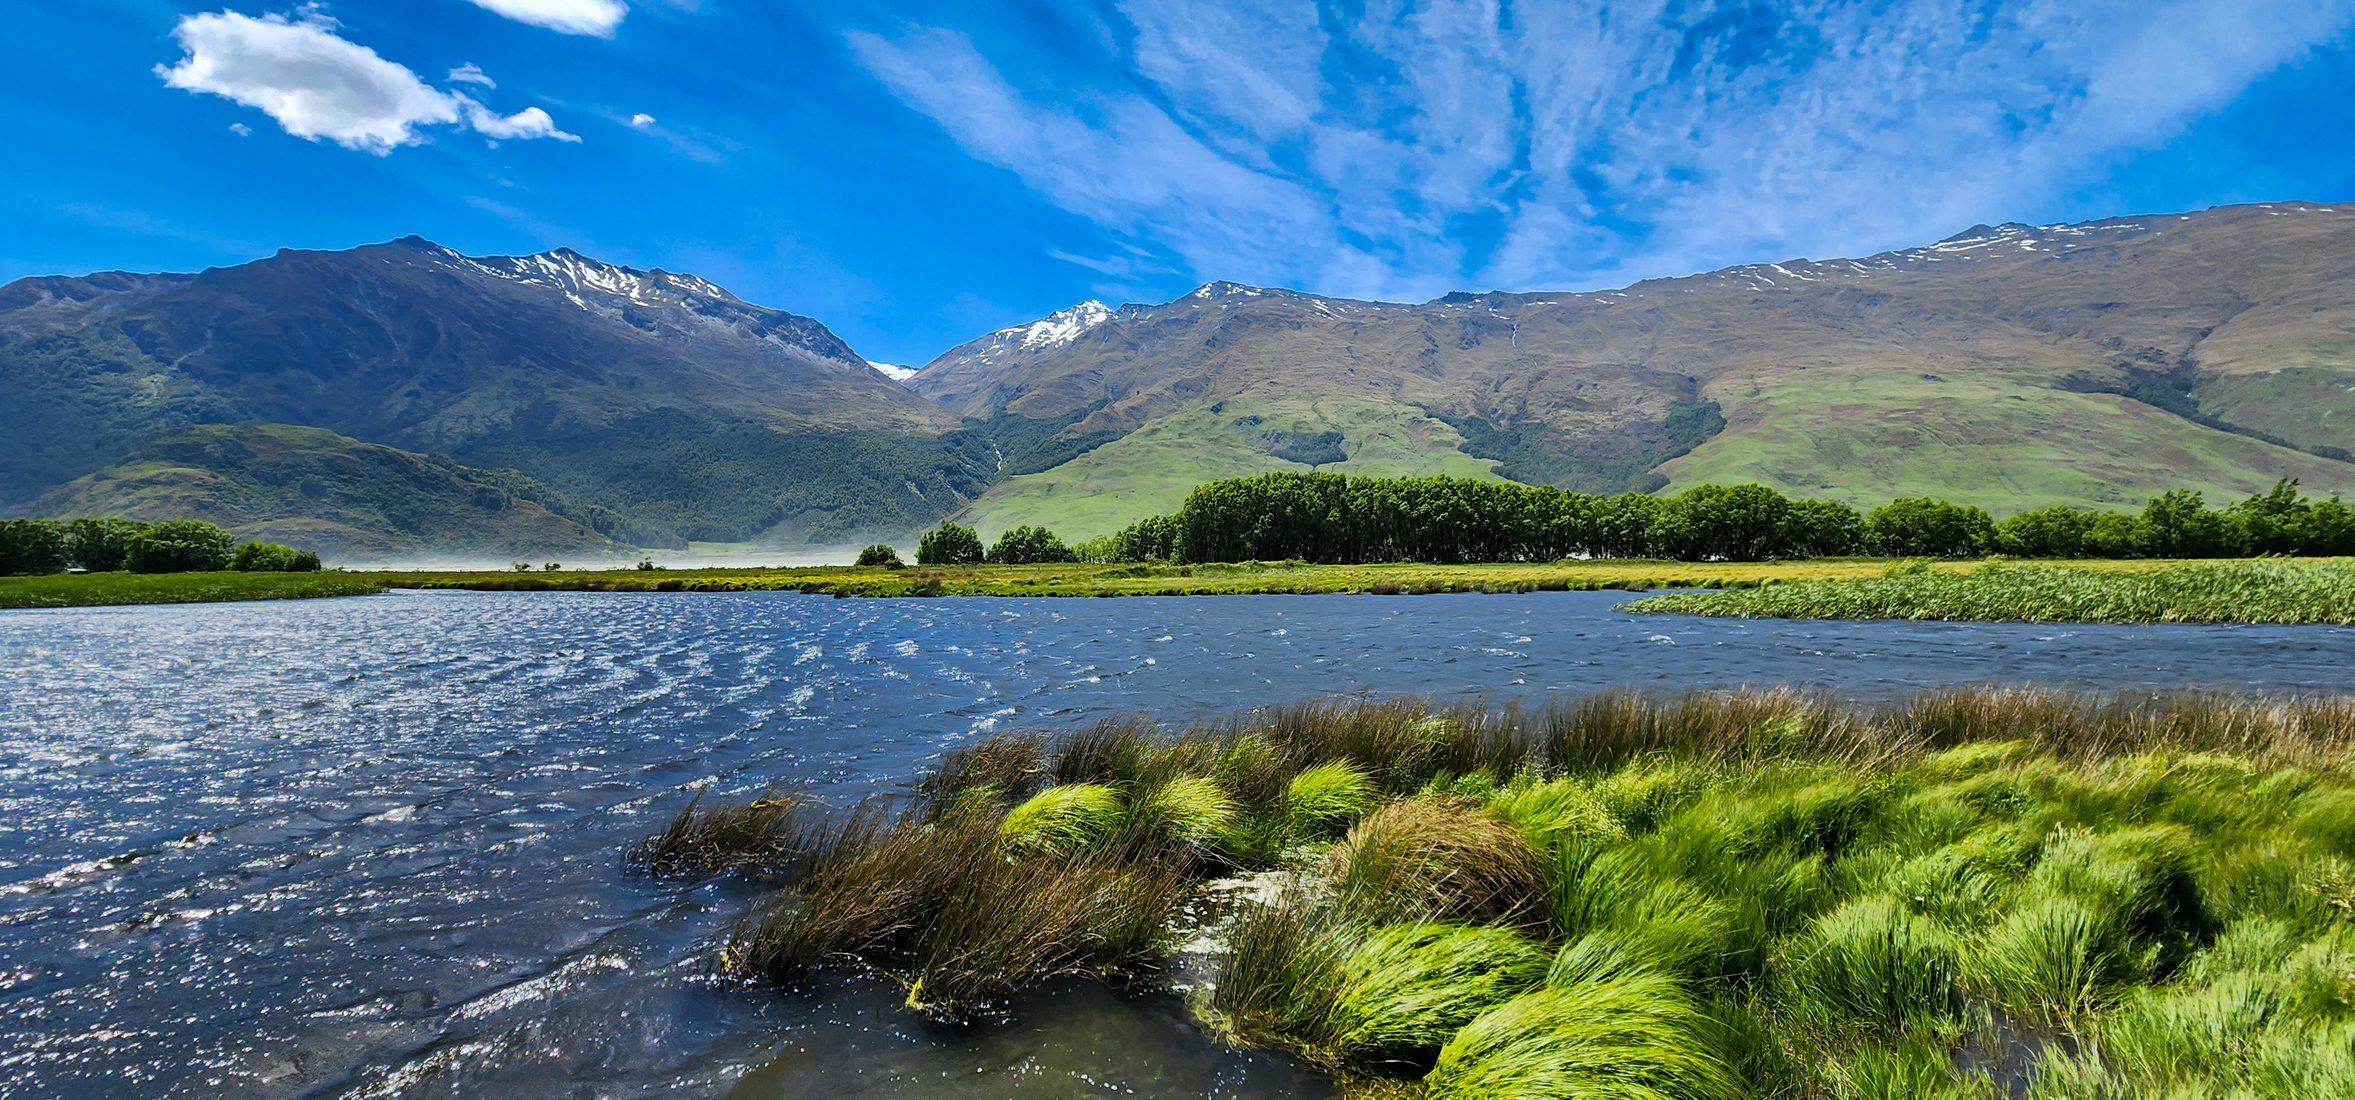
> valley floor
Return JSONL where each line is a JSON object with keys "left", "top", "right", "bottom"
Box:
{"left": 12, "top": 558, "right": 2353, "bottom": 626}
{"left": 364, "top": 558, "right": 2088, "bottom": 600}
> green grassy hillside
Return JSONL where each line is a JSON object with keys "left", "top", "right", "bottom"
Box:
{"left": 952, "top": 394, "right": 1502, "bottom": 540}
{"left": 32, "top": 424, "right": 649, "bottom": 560}
{"left": 1656, "top": 368, "right": 2355, "bottom": 509}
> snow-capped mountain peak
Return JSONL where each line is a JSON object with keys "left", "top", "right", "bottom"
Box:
{"left": 458, "top": 246, "right": 740, "bottom": 308}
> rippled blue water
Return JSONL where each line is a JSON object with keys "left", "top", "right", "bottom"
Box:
{"left": 2, "top": 590, "right": 2352, "bottom": 1098}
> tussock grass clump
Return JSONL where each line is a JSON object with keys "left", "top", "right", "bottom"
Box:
{"left": 998, "top": 783, "right": 1125, "bottom": 856}
{"left": 1128, "top": 775, "right": 1241, "bottom": 856}
{"left": 657, "top": 686, "right": 2355, "bottom": 1094}
{"left": 1780, "top": 896, "right": 1960, "bottom": 1029}
{"left": 917, "top": 734, "right": 1047, "bottom": 820}
{"left": 1422, "top": 976, "right": 1744, "bottom": 1100}
{"left": 1283, "top": 760, "right": 1379, "bottom": 842}
{"left": 1328, "top": 797, "right": 1551, "bottom": 927}
{"left": 631, "top": 790, "right": 808, "bottom": 877}
{"left": 1326, "top": 922, "right": 1550, "bottom": 1066}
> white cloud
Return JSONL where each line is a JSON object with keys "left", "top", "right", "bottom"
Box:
{"left": 157, "top": 10, "right": 578, "bottom": 154}
{"left": 464, "top": 0, "right": 627, "bottom": 37}
{"left": 630, "top": 112, "right": 656, "bottom": 128}
{"left": 464, "top": 103, "right": 580, "bottom": 143}
{"left": 228, "top": 122, "right": 252, "bottom": 136}
{"left": 447, "top": 63, "right": 496, "bottom": 88}
{"left": 850, "top": 1, "right": 2355, "bottom": 298}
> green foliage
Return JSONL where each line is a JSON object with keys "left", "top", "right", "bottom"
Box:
{"left": 1129, "top": 775, "right": 1240, "bottom": 854}
{"left": 0, "top": 570, "right": 381, "bottom": 608}
{"left": 229, "top": 541, "right": 322, "bottom": 572}
{"left": 916, "top": 523, "right": 985, "bottom": 566}
{"left": 1156, "top": 472, "right": 2355, "bottom": 565}
{"left": 1424, "top": 977, "right": 1744, "bottom": 1100}
{"left": 854, "top": 543, "right": 904, "bottom": 568}
{"left": 1326, "top": 922, "right": 1550, "bottom": 1064}
{"left": 1630, "top": 559, "right": 2355, "bottom": 625}
{"left": 1284, "top": 761, "right": 1379, "bottom": 841}
{"left": 124, "top": 519, "right": 233, "bottom": 573}
{"left": 65, "top": 517, "right": 147, "bottom": 572}
{"left": 673, "top": 687, "right": 2355, "bottom": 1093}
{"left": 1779, "top": 896, "right": 1959, "bottom": 1029}
{"left": 987, "top": 524, "right": 1078, "bottom": 565}
{"left": 997, "top": 783, "right": 1124, "bottom": 856}
{"left": 0, "top": 519, "right": 71, "bottom": 575}
{"left": 1863, "top": 498, "right": 1998, "bottom": 557}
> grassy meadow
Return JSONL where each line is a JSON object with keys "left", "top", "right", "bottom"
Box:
{"left": 645, "top": 688, "right": 2355, "bottom": 1099}
{"left": 371, "top": 558, "right": 2031, "bottom": 599}
{"left": 0, "top": 570, "right": 385, "bottom": 609}
{"left": 1629, "top": 558, "right": 2355, "bottom": 625}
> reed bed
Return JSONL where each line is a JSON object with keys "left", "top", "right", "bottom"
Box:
{"left": 0, "top": 569, "right": 384, "bottom": 609}
{"left": 650, "top": 686, "right": 2355, "bottom": 1097}
{"left": 1627, "top": 558, "right": 2355, "bottom": 624}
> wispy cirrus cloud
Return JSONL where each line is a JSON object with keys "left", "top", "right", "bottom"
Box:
{"left": 158, "top": 9, "right": 579, "bottom": 153}
{"left": 846, "top": 0, "right": 2355, "bottom": 299}
{"left": 463, "top": 0, "right": 627, "bottom": 37}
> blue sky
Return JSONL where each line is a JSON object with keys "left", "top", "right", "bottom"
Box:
{"left": 6, "top": 1, "right": 2355, "bottom": 365}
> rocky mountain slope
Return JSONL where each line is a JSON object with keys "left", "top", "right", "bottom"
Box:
{"left": 916, "top": 202, "right": 2355, "bottom": 538}
{"left": 0, "top": 238, "right": 986, "bottom": 546}
{"left": 33, "top": 423, "right": 649, "bottom": 559}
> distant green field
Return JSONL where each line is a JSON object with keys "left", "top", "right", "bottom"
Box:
{"left": 0, "top": 571, "right": 386, "bottom": 610}
{"left": 372, "top": 558, "right": 2131, "bottom": 600}
{"left": 1658, "top": 369, "right": 2355, "bottom": 509}
{"left": 1628, "top": 557, "right": 2355, "bottom": 624}
{"left": 954, "top": 394, "right": 1502, "bottom": 540}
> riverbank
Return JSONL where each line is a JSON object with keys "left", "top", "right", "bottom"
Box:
{"left": 0, "top": 570, "right": 385, "bottom": 609}
{"left": 653, "top": 687, "right": 2355, "bottom": 1099}
{"left": 1627, "top": 557, "right": 2355, "bottom": 625}
{"left": 369, "top": 558, "right": 2147, "bottom": 599}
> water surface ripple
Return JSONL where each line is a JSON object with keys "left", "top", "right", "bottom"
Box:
{"left": 2, "top": 590, "right": 2351, "bottom": 1098}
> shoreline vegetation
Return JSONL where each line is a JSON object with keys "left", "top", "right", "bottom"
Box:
{"left": 13, "top": 556, "right": 2355, "bottom": 625}
{"left": 0, "top": 570, "right": 385, "bottom": 609}
{"left": 641, "top": 687, "right": 2355, "bottom": 1099}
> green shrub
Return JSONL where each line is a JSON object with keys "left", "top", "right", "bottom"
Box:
{"left": 124, "top": 519, "right": 234, "bottom": 573}
{"left": 0, "top": 519, "right": 71, "bottom": 576}
{"left": 987, "top": 524, "right": 1078, "bottom": 565}
{"left": 915, "top": 523, "right": 984, "bottom": 566}
{"left": 229, "top": 541, "right": 322, "bottom": 572}
{"left": 854, "top": 543, "right": 904, "bottom": 568}
{"left": 65, "top": 517, "right": 147, "bottom": 572}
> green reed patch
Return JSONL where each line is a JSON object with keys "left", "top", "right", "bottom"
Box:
{"left": 650, "top": 686, "right": 2355, "bottom": 1096}
{"left": 1626, "top": 558, "right": 2355, "bottom": 624}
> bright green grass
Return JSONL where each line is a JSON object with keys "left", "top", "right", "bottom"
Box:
{"left": 368, "top": 557, "right": 2019, "bottom": 600}
{"left": 0, "top": 570, "right": 385, "bottom": 609}
{"left": 1627, "top": 558, "right": 2355, "bottom": 625}
{"left": 1659, "top": 370, "right": 2355, "bottom": 510}
{"left": 670, "top": 688, "right": 2355, "bottom": 1099}
{"left": 954, "top": 394, "right": 1504, "bottom": 540}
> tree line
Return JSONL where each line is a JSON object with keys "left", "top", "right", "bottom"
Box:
{"left": 0, "top": 517, "right": 322, "bottom": 577}
{"left": 903, "top": 474, "right": 2355, "bottom": 568}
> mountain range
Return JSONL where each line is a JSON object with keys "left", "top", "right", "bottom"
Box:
{"left": 5, "top": 203, "right": 2352, "bottom": 559}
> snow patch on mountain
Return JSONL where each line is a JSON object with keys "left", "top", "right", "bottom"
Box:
{"left": 868, "top": 360, "right": 920, "bottom": 381}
